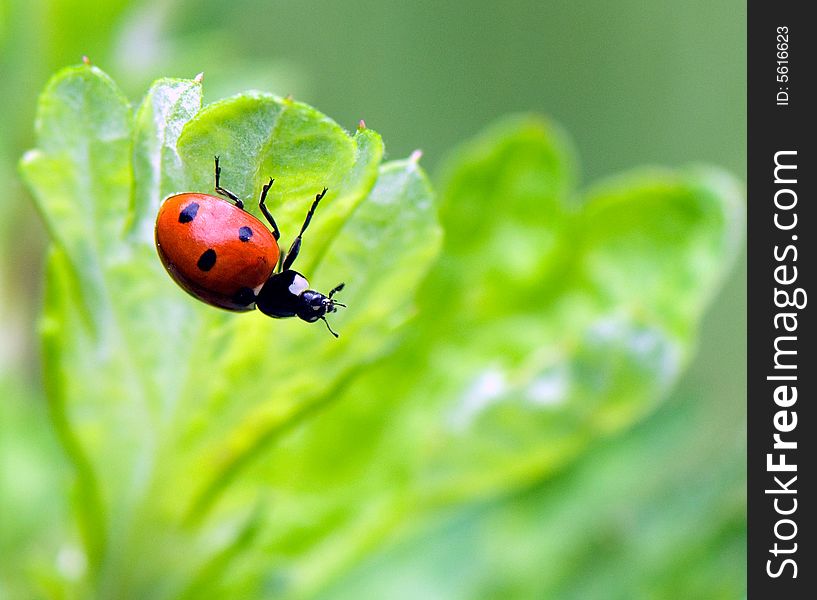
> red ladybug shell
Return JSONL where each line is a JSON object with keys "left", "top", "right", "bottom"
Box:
{"left": 155, "top": 193, "right": 280, "bottom": 311}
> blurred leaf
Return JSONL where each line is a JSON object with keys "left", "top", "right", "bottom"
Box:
{"left": 318, "top": 389, "right": 746, "bottom": 600}
{"left": 0, "top": 376, "right": 73, "bottom": 598}
{"left": 409, "top": 116, "right": 743, "bottom": 492}
{"left": 333, "top": 116, "right": 743, "bottom": 505}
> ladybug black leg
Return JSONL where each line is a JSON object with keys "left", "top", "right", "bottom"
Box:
{"left": 282, "top": 187, "right": 328, "bottom": 271}
{"left": 321, "top": 316, "right": 340, "bottom": 338}
{"left": 214, "top": 156, "right": 244, "bottom": 210}
{"left": 328, "top": 282, "right": 345, "bottom": 299}
{"left": 258, "top": 177, "right": 281, "bottom": 240}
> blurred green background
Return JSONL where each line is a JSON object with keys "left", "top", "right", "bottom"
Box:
{"left": 1, "top": 0, "right": 745, "bottom": 598}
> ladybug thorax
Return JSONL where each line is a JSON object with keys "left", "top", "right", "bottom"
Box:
{"left": 255, "top": 269, "right": 335, "bottom": 322}
{"left": 287, "top": 272, "right": 310, "bottom": 297}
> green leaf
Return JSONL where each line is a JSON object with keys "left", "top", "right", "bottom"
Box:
{"left": 18, "top": 64, "right": 442, "bottom": 598}
{"left": 20, "top": 65, "right": 132, "bottom": 315}
{"left": 128, "top": 77, "right": 204, "bottom": 243}
{"left": 19, "top": 64, "right": 741, "bottom": 599}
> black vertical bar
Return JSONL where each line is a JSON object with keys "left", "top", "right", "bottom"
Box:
{"left": 748, "top": 1, "right": 813, "bottom": 597}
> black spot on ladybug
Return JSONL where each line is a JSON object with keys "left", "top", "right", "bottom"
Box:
{"left": 179, "top": 202, "right": 199, "bottom": 223}
{"left": 197, "top": 249, "right": 217, "bottom": 271}
{"left": 233, "top": 287, "right": 256, "bottom": 306}
{"left": 238, "top": 226, "right": 253, "bottom": 242}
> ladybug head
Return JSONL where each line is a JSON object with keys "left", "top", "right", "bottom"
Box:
{"left": 295, "top": 283, "right": 346, "bottom": 337}
{"left": 255, "top": 271, "right": 347, "bottom": 337}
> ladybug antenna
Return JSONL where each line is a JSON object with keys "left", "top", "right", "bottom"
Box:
{"left": 321, "top": 317, "right": 340, "bottom": 338}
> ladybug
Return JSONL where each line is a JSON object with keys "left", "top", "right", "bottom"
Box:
{"left": 155, "top": 156, "right": 346, "bottom": 336}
